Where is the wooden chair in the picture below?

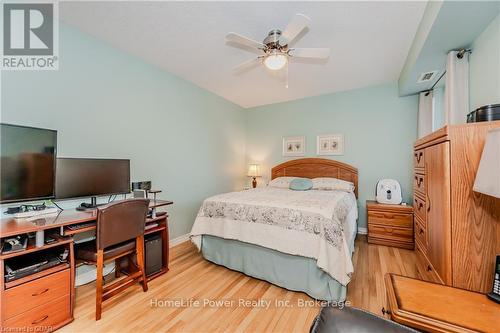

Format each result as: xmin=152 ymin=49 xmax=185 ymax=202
xmin=76 ymin=199 xmax=150 ymax=320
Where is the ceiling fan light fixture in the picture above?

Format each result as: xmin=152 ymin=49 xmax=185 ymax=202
xmin=227 ymin=14 xmax=329 ymax=76
xmin=264 ymin=52 xmax=288 ymax=71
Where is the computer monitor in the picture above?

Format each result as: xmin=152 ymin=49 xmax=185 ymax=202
xmin=0 ymin=123 xmax=57 ymax=203
xmin=55 ymin=158 xmax=130 ymax=210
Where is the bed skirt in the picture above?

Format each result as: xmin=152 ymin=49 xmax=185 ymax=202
xmin=201 ymin=235 xmax=347 ymax=302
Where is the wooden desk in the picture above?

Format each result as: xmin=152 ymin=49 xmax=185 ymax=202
xmin=385 ymin=273 xmax=500 ymax=333
xmin=1 ymin=210 xmax=96 ymax=238
xmin=0 ymin=200 xmax=172 ymax=238
xmin=0 ymin=199 xmax=173 ymax=332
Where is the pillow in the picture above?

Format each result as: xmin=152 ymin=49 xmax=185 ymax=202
xmin=289 ymin=178 xmax=313 ymax=191
xmin=312 ymin=177 xmax=355 ymax=192
xmin=268 ymin=177 xmax=298 ymax=189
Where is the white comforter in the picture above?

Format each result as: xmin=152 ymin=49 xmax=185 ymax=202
xmin=190 ymin=187 xmax=357 ymax=286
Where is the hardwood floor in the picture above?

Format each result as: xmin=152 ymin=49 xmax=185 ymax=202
xmin=347 ymin=237 xmax=437 ymax=315
xmin=61 ymin=236 xmax=434 ymax=333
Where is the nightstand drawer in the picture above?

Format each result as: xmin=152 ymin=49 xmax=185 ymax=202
xmin=413 ymin=173 xmax=426 ymax=196
xmin=368 ymin=224 xmax=413 ymax=242
xmin=367 ymin=236 xmax=414 ymax=250
xmin=368 ymin=211 xmax=413 ymax=228
xmin=366 ymin=200 xmax=414 ymax=249
xmin=4 ymin=269 xmax=70 ymax=319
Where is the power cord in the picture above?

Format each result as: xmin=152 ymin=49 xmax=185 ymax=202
xmin=50 ymin=200 xmax=64 ymax=211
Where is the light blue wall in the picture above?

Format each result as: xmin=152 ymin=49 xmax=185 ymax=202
xmin=0 ymin=23 xmax=420 ymax=236
xmin=470 ymin=13 xmax=500 ymax=111
xmin=245 ymin=83 xmax=418 ymax=229
xmin=0 ymin=24 xmax=247 ymax=239
xmin=398 ymin=1 xmax=500 ymax=96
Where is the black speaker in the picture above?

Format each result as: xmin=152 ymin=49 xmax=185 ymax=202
xmin=145 ymin=234 xmax=162 ymax=276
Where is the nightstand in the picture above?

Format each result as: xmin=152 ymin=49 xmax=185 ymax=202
xmin=366 ymin=200 xmax=414 ymax=249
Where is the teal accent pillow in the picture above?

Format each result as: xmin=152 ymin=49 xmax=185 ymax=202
xmin=289 ymin=178 xmax=313 ymax=191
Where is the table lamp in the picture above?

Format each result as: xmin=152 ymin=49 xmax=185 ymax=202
xmin=247 ymin=164 xmax=261 ymax=188
xmin=474 ymin=128 xmax=500 ymax=305
xmin=473 ymin=128 xmax=500 ymax=198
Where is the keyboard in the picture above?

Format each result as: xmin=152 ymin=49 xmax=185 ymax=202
xmin=67 ymin=222 xmax=95 ymax=231
xmin=13 ymin=207 xmax=59 ymax=219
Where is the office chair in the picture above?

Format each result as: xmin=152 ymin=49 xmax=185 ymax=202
xmin=76 ymin=199 xmax=150 ymax=320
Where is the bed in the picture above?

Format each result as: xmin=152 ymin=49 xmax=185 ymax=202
xmin=190 ymin=158 xmax=359 ymax=301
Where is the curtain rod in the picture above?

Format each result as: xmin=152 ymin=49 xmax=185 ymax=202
xmin=423 ymin=48 xmax=471 ymax=96
xmin=424 ymin=71 xmax=446 ymax=96
xmin=456 ymin=48 xmax=472 ymax=59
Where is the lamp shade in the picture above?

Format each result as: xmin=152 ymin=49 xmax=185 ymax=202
xmin=473 ymin=128 xmax=500 ymax=198
xmin=247 ymin=164 xmax=261 ymax=177
xmin=264 ymin=52 xmax=287 ymax=71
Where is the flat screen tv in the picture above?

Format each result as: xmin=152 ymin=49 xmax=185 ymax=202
xmin=55 ymin=158 xmax=130 ymax=203
xmin=0 ymin=123 xmax=57 ymax=203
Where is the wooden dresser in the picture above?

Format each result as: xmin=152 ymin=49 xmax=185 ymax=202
xmin=413 ymin=121 xmax=500 ymax=293
xmin=366 ymin=200 xmax=414 ymax=249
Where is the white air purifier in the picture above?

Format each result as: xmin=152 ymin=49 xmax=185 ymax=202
xmin=376 ymin=179 xmax=402 ymax=205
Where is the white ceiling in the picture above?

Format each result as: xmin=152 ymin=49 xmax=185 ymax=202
xmin=60 ymin=1 xmax=426 ymax=108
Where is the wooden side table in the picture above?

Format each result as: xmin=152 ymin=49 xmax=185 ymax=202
xmin=385 ymin=273 xmax=500 ymax=333
xmin=366 ymin=200 xmax=414 ymax=249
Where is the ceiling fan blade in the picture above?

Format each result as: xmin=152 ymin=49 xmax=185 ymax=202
xmin=279 ymin=14 xmax=311 ymax=45
xmin=226 ymin=32 xmax=265 ymax=50
xmin=289 ymin=48 xmax=330 ymax=59
xmin=232 ymin=57 xmax=262 ymax=73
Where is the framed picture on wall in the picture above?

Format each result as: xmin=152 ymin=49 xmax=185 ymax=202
xmin=282 ymin=136 xmax=306 ymax=156
xmin=317 ymin=134 xmax=344 ymax=155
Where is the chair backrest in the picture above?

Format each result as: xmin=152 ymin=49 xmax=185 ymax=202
xmin=96 ymin=199 xmax=150 ymax=250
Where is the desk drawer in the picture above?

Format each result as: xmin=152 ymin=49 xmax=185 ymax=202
xmin=3 ymin=295 xmax=70 ymax=332
xmin=4 ymin=269 xmax=70 ymax=319
xmin=368 ymin=224 xmax=413 ymax=242
xmin=368 ymin=211 xmax=413 ymax=228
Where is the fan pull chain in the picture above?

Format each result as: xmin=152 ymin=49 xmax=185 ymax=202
xmin=285 ymin=60 xmax=289 ymax=89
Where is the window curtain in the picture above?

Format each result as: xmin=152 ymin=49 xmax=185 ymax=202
xmin=418 ymin=91 xmax=433 ymax=138
xmin=432 ymin=84 xmax=445 ymax=130
xmin=444 ymin=51 xmax=470 ymax=124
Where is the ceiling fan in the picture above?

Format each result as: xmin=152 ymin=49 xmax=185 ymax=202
xmin=226 ymin=14 xmax=330 ymax=74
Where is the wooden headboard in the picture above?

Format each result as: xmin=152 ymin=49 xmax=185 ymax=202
xmin=271 ymin=158 xmax=358 ymax=197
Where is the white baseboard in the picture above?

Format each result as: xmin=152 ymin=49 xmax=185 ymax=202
xmin=170 ymin=233 xmax=190 ymax=247
xmin=357 ymin=227 xmax=367 ymax=235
